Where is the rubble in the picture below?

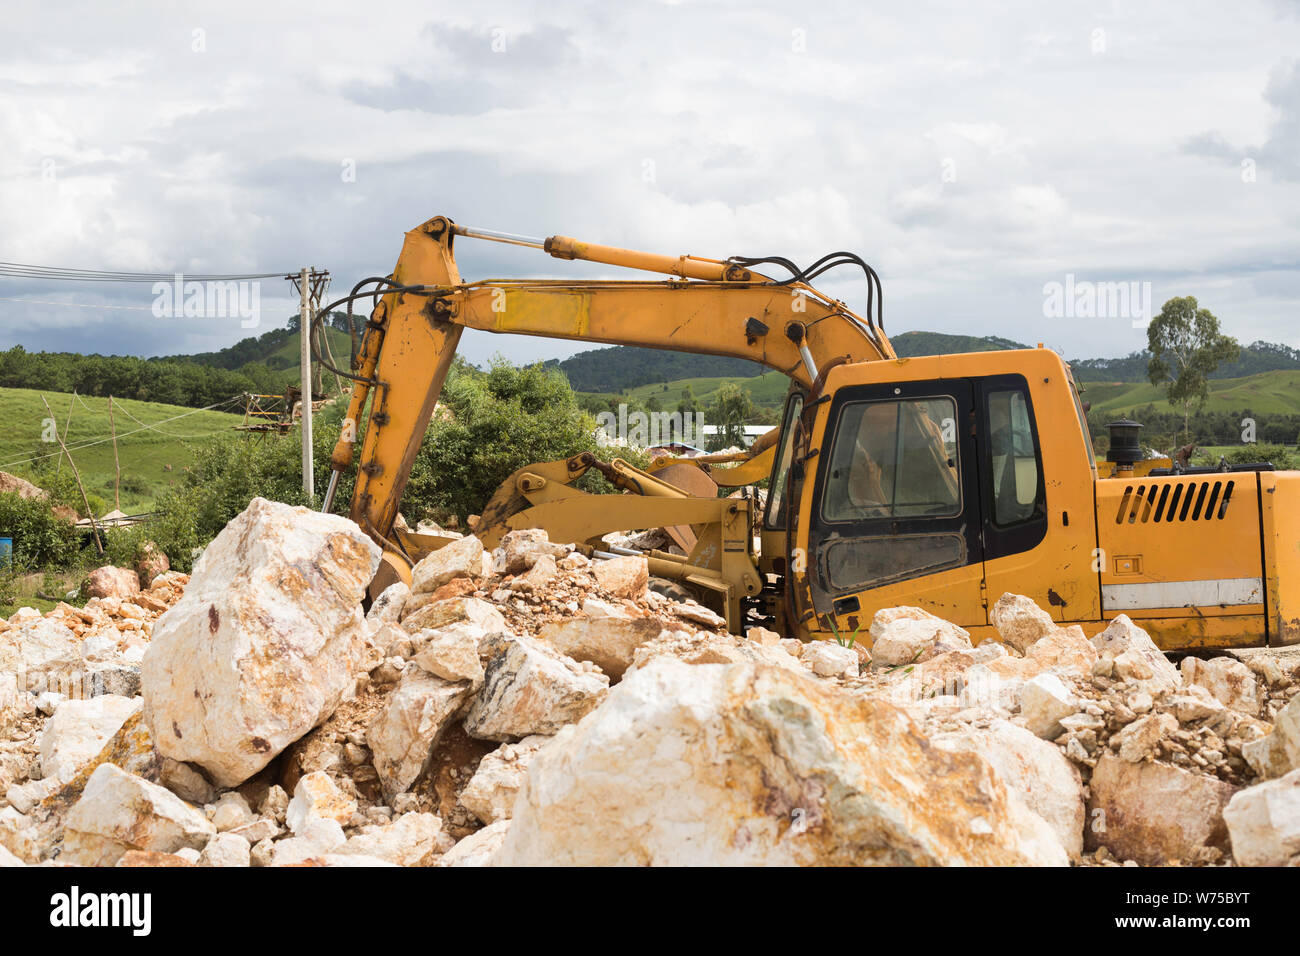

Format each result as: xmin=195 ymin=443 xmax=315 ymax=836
xmin=61 ymin=764 xmax=216 ymax=866
xmin=464 ymin=635 xmax=609 ymax=741
xmin=537 ymin=599 xmax=660 ymax=679
xmin=1222 ymin=767 xmax=1300 ymax=866
xmin=4 ymin=503 xmax=1296 ymax=869
xmin=368 ymin=669 xmax=474 ymax=800
xmin=494 ymin=658 xmax=1067 ymax=866
xmin=870 ymin=606 xmax=972 ymax=664
xmin=1086 ymin=754 xmax=1237 ymax=865
xmin=459 ymin=735 xmax=551 ymax=824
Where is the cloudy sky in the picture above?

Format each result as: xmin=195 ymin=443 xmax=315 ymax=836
xmin=1 ymin=0 xmax=1297 ymax=368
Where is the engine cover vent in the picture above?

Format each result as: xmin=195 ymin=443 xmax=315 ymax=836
xmin=1114 ymin=480 xmax=1235 ymax=524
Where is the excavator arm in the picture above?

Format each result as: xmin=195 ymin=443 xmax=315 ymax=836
xmin=326 ymin=215 xmax=894 ymax=595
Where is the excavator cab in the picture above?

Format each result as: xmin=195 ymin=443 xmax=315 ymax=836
xmin=781 ymin=348 xmax=1099 ymax=643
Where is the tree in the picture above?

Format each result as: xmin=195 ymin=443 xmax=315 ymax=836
xmin=1146 ymin=297 xmax=1239 ymax=443
xmin=404 ymin=357 xmax=598 ymax=521
xmin=705 ymin=382 xmax=757 ymax=451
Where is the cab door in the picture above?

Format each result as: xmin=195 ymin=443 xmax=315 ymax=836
xmin=802 ymin=378 xmax=987 ymax=630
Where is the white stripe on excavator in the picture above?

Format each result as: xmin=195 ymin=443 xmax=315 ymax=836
xmin=1102 ymin=577 xmax=1264 ymax=611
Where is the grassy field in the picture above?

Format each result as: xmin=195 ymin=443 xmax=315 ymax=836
xmin=624 ymin=369 xmax=792 ymax=410
xmin=1078 ymin=370 xmax=1300 ymax=417
xmin=605 ymin=365 xmax=1300 ymax=420
xmin=0 ymin=387 xmax=249 ymax=512
xmin=264 ymin=328 xmax=354 ymax=385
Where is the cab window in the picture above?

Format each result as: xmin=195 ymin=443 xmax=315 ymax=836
xmin=821 ymin=396 xmax=959 ymax=522
xmin=986 ymin=389 xmax=1042 ymax=526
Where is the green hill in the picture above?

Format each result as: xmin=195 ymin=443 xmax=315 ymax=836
xmin=1071 ymin=340 xmax=1300 ymax=383
xmin=163 ymin=322 xmax=354 ymax=387
xmin=1079 ymin=369 xmax=1300 ymax=418
xmin=0 ymin=387 xmax=249 ymax=512
xmin=890 ymin=331 xmax=1029 ymax=356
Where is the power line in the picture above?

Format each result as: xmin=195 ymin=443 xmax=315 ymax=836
xmin=0 ymin=295 xmax=156 ymax=311
xmin=0 ymin=261 xmax=289 ymax=283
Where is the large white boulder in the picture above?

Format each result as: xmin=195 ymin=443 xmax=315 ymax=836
xmin=989 ymin=593 xmax=1058 ymax=654
xmin=933 ymin=719 xmax=1085 ymax=860
xmin=410 ymin=535 xmax=484 ymax=595
xmin=463 ymin=635 xmax=609 ymax=742
xmin=537 ymin=599 xmax=660 ymax=679
xmin=1086 ymin=754 xmax=1237 ymax=865
xmin=367 ymin=668 xmax=474 ymax=800
xmin=61 ymin=764 xmax=216 ymax=866
xmin=141 ymin=498 xmax=380 ymax=788
xmin=460 ymin=735 xmax=552 ymax=824
xmin=1223 ymin=768 xmax=1300 ymax=866
xmin=495 ymin=658 xmax=1067 ymax=866
xmin=869 ymin=607 xmax=972 ymax=665
xmin=1091 ymin=615 xmax=1180 ymax=693
xmin=39 ymin=695 xmax=141 ymax=783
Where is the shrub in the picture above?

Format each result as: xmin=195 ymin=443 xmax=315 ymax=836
xmin=0 ymin=491 xmax=80 ymax=567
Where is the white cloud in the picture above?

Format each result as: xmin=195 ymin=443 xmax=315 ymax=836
xmin=0 ymin=0 xmax=1297 ymax=366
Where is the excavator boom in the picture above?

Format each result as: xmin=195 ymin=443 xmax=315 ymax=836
xmin=328 ymin=215 xmax=893 ymax=561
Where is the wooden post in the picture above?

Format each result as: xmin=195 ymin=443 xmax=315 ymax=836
xmin=41 ymin=394 xmax=102 ymax=555
xmin=109 ymin=395 xmax=120 ymax=512
xmin=55 ymin=390 xmax=76 ymax=475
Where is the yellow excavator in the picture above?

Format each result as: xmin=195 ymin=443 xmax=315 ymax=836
xmin=318 ymin=215 xmax=1300 ymax=652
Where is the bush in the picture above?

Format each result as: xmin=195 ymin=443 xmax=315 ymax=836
xmin=0 ymin=491 xmax=80 ymax=567
xmin=404 ymin=358 xmax=600 ymax=523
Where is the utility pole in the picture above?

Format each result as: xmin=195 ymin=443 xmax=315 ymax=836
xmin=298 ymin=267 xmax=313 ymax=501
xmin=287 ymin=267 xmax=330 ymax=503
